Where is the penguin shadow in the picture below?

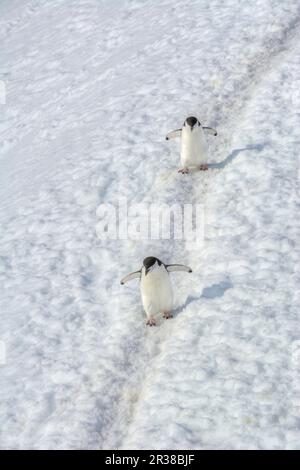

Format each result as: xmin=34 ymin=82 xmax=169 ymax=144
xmin=173 ymin=279 xmax=233 ymax=317
xmin=208 ymin=143 xmax=266 ymax=170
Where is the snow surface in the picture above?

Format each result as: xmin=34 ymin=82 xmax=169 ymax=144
xmin=1 ymin=0 xmax=300 ymax=450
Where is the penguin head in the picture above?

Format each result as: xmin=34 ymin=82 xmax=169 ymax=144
xmin=143 ymin=256 xmax=163 ymax=275
xmin=184 ymin=116 xmax=201 ymax=131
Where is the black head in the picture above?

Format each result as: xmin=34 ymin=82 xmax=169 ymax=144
xmin=143 ymin=256 xmax=163 ymax=275
xmin=184 ymin=116 xmax=200 ymax=130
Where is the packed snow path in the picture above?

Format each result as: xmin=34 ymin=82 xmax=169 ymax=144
xmin=1 ymin=0 xmax=300 ymax=449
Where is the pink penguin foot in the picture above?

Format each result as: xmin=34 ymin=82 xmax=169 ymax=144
xmin=163 ymin=311 xmax=173 ymax=320
xmin=146 ymin=317 xmax=157 ymax=326
xmin=199 ymin=164 xmax=208 ymax=171
xmin=178 ymin=168 xmax=189 ymax=174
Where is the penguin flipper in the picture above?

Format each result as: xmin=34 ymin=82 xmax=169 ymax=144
xmin=203 ymin=127 xmax=217 ymax=136
xmin=166 ymin=264 xmax=192 ymax=273
xmin=166 ymin=129 xmax=182 ymax=140
xmin=120 ymin=270 xmax=141 ymax=285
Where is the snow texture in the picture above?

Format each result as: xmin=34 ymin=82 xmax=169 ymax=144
xmin=1 ymin=0 xmax=300 ymax=450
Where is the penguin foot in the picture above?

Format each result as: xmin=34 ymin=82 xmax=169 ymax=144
xmin=178 ymin=168 xmax=189 ymax=174
xmin=163 ymin=311 xmax=173 ymax=320
xmin=146 ymin=318 xmax=157 ymax=326
xmin=199 ymin=164 xmax=208 ymax=171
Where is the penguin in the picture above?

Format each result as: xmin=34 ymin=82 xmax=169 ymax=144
xmin=120 ymin=256 xmax=192 ymax=326
xmin=166 ymin=116 xmax=217 ymax=174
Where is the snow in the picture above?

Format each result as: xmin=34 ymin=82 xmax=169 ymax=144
xmin=1 ymin=0 xmax=300 ymax=450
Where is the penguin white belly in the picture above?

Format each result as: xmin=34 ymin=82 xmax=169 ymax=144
xmin=140 ymin=267 xmax=173 ymax=317
xmin=181 ymin=128 xmax=208 ymax=167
